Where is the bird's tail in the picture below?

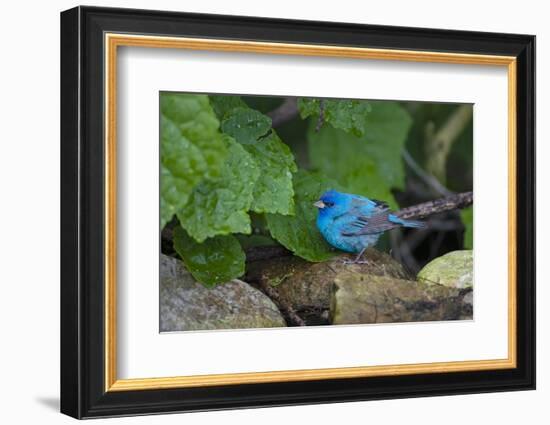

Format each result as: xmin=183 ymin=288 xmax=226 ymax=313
xmin=388 ymin=214 xmax=427 ymax=229
xmin=402 ymin=219 xmax=426 ymax=229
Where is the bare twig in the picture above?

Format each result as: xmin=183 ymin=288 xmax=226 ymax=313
xmin=402 ymin=149 xmax=453 ymax=197
xmin=424 ymin=105 xmax=473 ymax=184
xmin=268 ymin=97 xmax=299 ymax=127
xmin=395 ymin=191 xmax=473 ymax=221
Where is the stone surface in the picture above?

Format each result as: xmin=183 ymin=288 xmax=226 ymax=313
xmin=246 ymin=249 xmax=411 ymax=314
xmin=160 ymin=254 xmax=286 ymax=332
xmin=417 ymin=250 xmax=473 ymax=289
xmin=330 ymin=273 xmax=473 ymax=325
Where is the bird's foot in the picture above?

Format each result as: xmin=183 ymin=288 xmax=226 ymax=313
xmin=342 ymin=248 xmax=369 ymax=265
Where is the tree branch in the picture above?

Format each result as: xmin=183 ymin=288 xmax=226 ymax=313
xmin=268 ymin=97 xmax=299 ymax=127
xmin=395 ymin=191 xmax=473 ymax=221
xmin=424 ymin=105 xmax=473 ymax=184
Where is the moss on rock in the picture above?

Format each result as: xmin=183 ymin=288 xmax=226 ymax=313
xmin=417 ymin=250 xmax=473 ymax=289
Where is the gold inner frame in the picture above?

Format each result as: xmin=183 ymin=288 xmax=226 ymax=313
xmin=104 ymin=33 xmax=517 ymax=392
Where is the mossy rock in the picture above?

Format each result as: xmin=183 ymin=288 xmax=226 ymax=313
xmin=331 ymin=273 xmax=473 ymax=325
xmin=417 ymin=250 xmax=473 ymax=289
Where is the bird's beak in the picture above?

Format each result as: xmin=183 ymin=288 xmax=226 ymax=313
xmin=313 ymin=200 xmax=326 ymax=209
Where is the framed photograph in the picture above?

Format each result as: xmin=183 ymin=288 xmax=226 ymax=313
xmin=60 ymin=6 xmax=535 ymax=419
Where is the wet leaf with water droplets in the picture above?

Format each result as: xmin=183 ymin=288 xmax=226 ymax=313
xmin=298 ymin=98 xmax=373 ymax=137
xmin=173 ymin=226 xmax=245 ymax=287
xmin=209 ymin=96 xmax=248 ymax=120
xmin=242 ymin=132 xmax=297 ymax=215
xmin=160 ymin=93 xmax=227 ymax=228
xmin=177 ymin=137 xmax=260 ymax=242
xmin=221 ymin=107 xmax=272 ymax=145
xmin=213 ymin=97 xmax=297 ymax=215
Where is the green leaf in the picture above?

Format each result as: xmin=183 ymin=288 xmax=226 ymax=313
xmin=266 ymin=170 xmax=341 ymax=262
xmin=221 ymin=107 xmax=272 ymax=145
xmin=243 ymin=132 xmax=297 ymax=214
xmin=209 ymin=95 xmax=247 ymax=120
xmin=159 ymin=93 xmax=227 ymax=228
xmin=177 ymin=137 xmax=260 ymax=242
xmin=173 ymin=226 xmax=245 ymax=287
xmin=298 ymin=98 xmax=373 ymax=137
xmin=460 ymin=206 xmax=473 ymax=249
xmin=307 ymin=101 xmax=412 ymax=208
xmin=217 ymin=102 xmax=297 ymax=215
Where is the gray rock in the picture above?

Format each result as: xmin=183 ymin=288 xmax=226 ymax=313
xmin=330 ymin=273 xmax=473 ymax=325
xmin=246 ymin=249 xmax=411 ymax=314
xmin=160 ymin=255 xmax=286 ymax=332
xmin=417 ymin=250 xmax=473 ymax=289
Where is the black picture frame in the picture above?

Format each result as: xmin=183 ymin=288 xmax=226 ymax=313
xmin=61 ymin=5 xmax=535 ymax=419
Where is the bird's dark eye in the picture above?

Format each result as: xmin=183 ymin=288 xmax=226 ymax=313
xmin=324 ymin=201 xmax=334 ymax=207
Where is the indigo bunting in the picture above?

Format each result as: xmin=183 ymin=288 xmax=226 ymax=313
xmin=314 ymin=189 xmax=425 ymax=263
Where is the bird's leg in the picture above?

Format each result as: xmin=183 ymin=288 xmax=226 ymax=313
xmin=343 ymin=247 xmax=370 ymax=265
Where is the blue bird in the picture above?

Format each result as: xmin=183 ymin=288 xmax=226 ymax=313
xmin=314 ymin=189 xmax=426 ymax=263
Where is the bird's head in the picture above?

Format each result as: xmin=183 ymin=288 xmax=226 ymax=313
xmin=313 ymin=189 xmax=351 ymax=219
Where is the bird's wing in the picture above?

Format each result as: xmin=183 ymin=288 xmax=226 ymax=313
xmin=339 ymin=195 xmax=395 ymax=236
xmin=349 ymin=196 xmax=389 ymax=216
xmin=341 ymin=211 xmax=399 ymax=236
